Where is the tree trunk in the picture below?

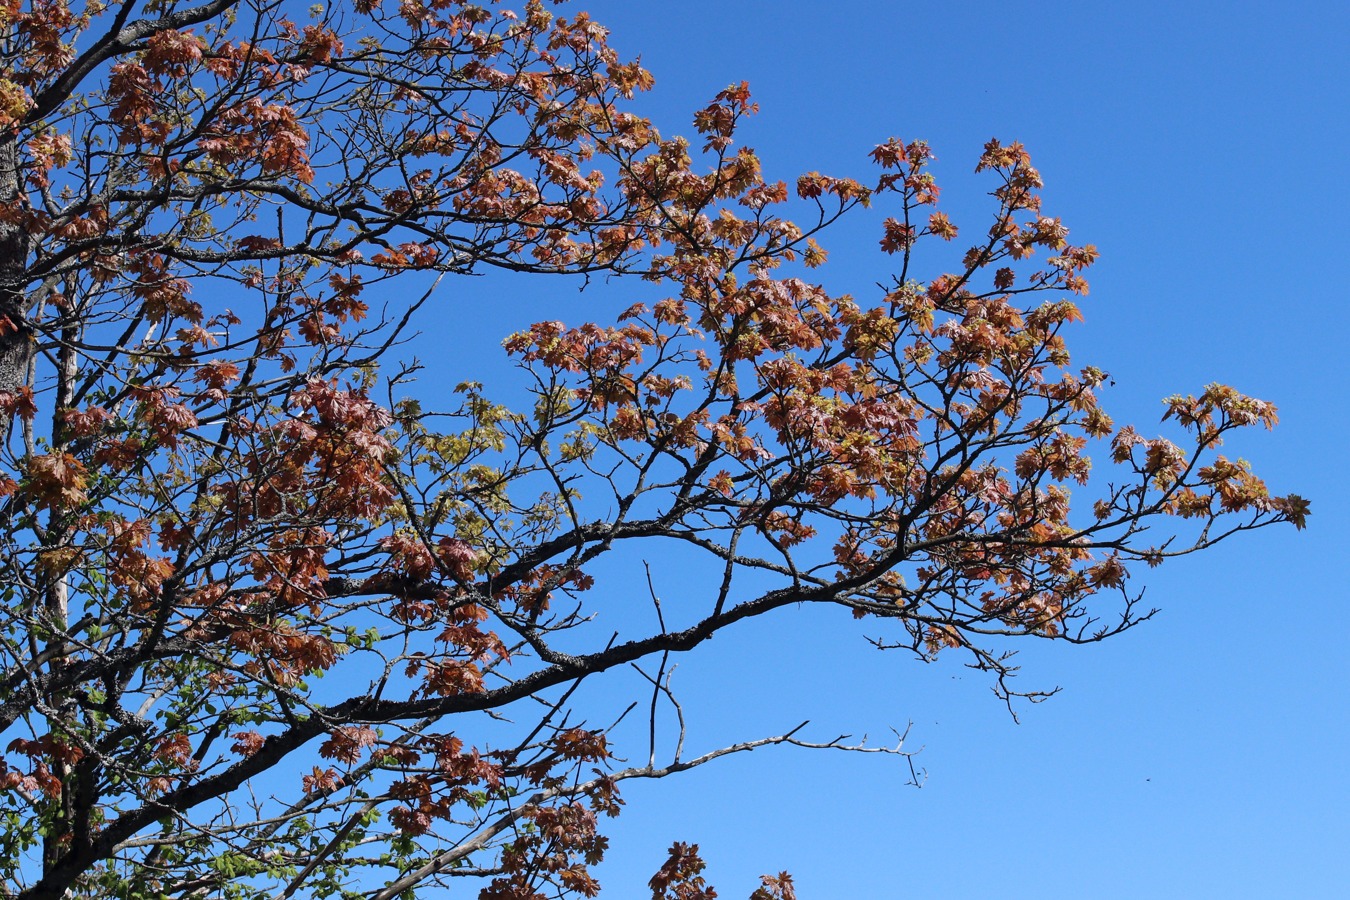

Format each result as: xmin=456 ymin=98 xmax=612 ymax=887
xmin=0 ymin=136 xmax=32 ymax=442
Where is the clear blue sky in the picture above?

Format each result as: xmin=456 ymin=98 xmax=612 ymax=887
xmin=417 ymin=2 xmax=1349 ymax=896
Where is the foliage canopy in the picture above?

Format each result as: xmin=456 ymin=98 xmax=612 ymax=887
xmin=0 ymin=0 xmax=1305 ymax=897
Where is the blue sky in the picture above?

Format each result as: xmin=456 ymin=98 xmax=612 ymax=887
xmin=413 ymin=1 xmax=1349 ymax=896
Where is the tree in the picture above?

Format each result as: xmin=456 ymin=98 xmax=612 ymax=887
xmin=0 ymin=0 xmax=1307 ymax=897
